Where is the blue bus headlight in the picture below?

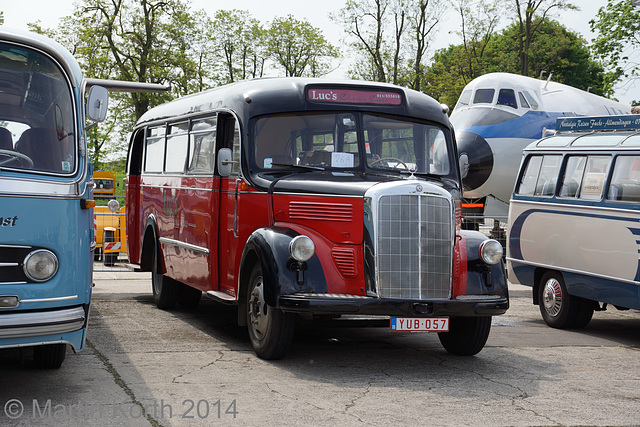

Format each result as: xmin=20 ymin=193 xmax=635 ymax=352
xmin=479 ymin=239 xmax=503 ymax=265
xmin=23 ymin=250 xmax=59 ymax=282
xmin=289 ymin=235 xmax=315 ymax=262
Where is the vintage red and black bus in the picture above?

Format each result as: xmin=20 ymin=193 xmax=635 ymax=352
xmin=125 ymin=78 xmax=508 ymax=359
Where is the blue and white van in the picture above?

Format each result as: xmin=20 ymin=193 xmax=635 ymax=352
xmin=507 ymin=115 xmax=640 ymax=328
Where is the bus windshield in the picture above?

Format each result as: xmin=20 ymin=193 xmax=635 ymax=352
xmin=0 ymin=42 xmax=76 ymax=174
xmin=253 ymin=112 xmax=451 ymax=175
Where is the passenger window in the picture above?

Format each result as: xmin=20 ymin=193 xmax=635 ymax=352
xmin=559 ymin=155 xmax=611 ymax=200
xmin=516 ymin=156 xmax=543 ymax=196
xmin=189 ymin=117 xmax=217 ymax=173
xmin=144 ymin=126 xmax=165 ymax=173
xmin=497 ymin=89 xmax=517 ymax=109
xmin=607 ymin=156 xmax=640 ymax=202
xmin=165 ymin=122 xmax=189 ymax=172
xmin=473 ymin=89 xmax=494 ymax=104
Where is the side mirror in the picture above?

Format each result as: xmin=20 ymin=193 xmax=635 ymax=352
xmin=86 ymin=85 xmax=109 ymax=123
xmin=217 ymin=148 xmax=235 ymax=177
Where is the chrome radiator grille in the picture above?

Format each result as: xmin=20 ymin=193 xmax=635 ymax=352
xmin=376 ymin=193 xmax=452 ymax=299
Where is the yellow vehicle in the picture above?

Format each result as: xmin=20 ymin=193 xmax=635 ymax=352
xmin=94 ymin=200 xmax=127 ymax=266
xmin=93 ymin=171 xmax=116 ymax=199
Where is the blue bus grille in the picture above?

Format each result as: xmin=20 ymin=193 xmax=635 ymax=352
xmin=376 ymin=194 xmax=453 ymax=299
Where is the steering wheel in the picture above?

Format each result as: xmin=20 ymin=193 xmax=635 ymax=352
xmin=0 ymin=149 xmax=34 ymax=168
xmin=369 ymin=157 xmax=409 ymax=170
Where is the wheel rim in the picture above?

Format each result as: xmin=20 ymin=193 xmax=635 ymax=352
xmin=542 ymin=278 xmax=563 ymax=317
xmin=248 ymin=276 xmax=269 ymax=340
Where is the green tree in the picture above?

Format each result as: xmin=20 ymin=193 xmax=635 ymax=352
xmin=266 ymin=15 xmax=338 ymax=77
xmin=510 ymin=0 xmax=577 ymax=76
xmin=590 ymin=0 xmax=640 ymax=101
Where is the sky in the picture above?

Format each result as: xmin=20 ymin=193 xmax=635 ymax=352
xmin=1 ymin=0 xmax=635 ymax=104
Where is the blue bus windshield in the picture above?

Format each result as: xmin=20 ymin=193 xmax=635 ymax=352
xmin=0 ymin=42 xmax=76 ymax=175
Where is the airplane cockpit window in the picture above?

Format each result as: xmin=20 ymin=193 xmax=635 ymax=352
xmin=497 ymin=89 xmax=517 ymax=109
xmin=522 ymin=91 xmax=539 ymax=110
xmin=519 ymin=92 xmax=530 ymax=109
xmin=455 ymin=90 xmax=472 ymax=109
xmin=473 ymin=89 xmax=494 ymax=104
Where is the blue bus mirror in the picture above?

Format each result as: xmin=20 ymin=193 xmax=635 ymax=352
xmin=217 ymin=148 xmax=235 ymax=177
xmin=86 ymin=85 xmax=109 ymax=123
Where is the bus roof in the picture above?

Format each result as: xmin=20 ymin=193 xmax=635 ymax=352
xmin=135 ymin=78 xmax=451 ymax=128
xmin=0 ymin=27 xmax=83 ymax=88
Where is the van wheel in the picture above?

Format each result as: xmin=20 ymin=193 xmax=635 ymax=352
xmin=438 ymin=316 xmax=491 ymax=356
xmin=151 ymin=242 xmax=180 ymax=309
xmin=33 ymin=343 xmax=67 ymax=369
xmin=538 ymin=271 xmax=594 ymax=329
xmin=246 ymin=263 xmax=294 ymax=359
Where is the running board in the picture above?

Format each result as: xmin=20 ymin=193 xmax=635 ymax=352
xmin=205 ymin=290 xmax=237 ymax=304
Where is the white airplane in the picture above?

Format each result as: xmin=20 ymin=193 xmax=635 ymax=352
xmin=450 ymin=72 xmax=631 ymax=223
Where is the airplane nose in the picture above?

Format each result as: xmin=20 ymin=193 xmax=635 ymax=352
xmin=456 ymin=131 xmax=493 ymax=192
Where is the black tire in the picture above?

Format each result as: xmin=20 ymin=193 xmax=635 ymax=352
xmin=538 ymin=271 xmax=594 ymax=329
xmin=246 ymin=263 xmax=294 ymax=360
xmin=178 ymin=284 xmax=202 ymax=309
xmin=103 ymin=230 xmax=117 ymax=266
xmin=33 ymin=343 xmax=67 ymax=369
xmin=438 ymin=316 xmax=492 ymax=356
xmin=151 ymin=242 xmax=180 ymax=309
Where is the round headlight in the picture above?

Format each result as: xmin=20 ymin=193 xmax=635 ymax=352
xmin=479 ymin=239 xmax=503 ymax=265
xmin=23 ymin=249 xmax=59 ymax=282
xmin=289 ymin=235 xmax=315 ymax=262
xmin=107 ymin=199 xmax=120 ymax=212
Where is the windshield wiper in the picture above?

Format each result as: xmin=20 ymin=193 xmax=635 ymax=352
xmin=271 ymin=162 xmax=325 ymax=171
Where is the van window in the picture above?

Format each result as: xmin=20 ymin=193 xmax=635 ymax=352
xmin=497 ymin=89 xmax=517 ymax=109
xmin=607 ymin=156 xmax=640 ymax=202
xmin=516 ymin=155 xmax=561 ymax=196
xmin=558 ymin=155 xmax=611 ymax=200
xmin=473 ymin=89 xmax=494 ymax=104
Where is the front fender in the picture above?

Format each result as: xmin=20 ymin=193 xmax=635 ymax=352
xmin=240 ymin=227 xmax=327 ymax=308
xmin=460 ymin=229 xmax=508 ymax=298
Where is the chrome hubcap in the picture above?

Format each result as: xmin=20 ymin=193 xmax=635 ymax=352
xmin=248 ymin=277 xmax=269 ymax=339
xmin=542 ymin=278 xmax=563 ymax=317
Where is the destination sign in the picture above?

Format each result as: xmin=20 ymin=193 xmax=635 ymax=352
xmin=307 ymin=88 xmax=402 ymax=106
xmin=556 ymin=115 xmax=640 ymax=133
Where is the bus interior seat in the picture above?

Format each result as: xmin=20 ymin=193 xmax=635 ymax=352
xmin=541 ymin=179 xmax=557 ymax=196
xmin=0 ymin=128 xmax=13 ymax=150
xmin=300 ymin=150 xmax=331 ymax=166
xmin=15 ymin=128 xmax=63 ymax=171
xmin=612 ymin=182 xmax=640 ymax=202
xmin=560 ymin=180 xmax=579 ymax=198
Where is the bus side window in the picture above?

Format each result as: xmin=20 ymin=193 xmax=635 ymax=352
xmin=189 ymin=117 xmax=217 ymax=173
xmin=535 ymin=155 xmax=561 ymax=196
xmin=516 ymin=156 xmax=543 ymax=196
xmin=165 ymin=122 xmax=189 ymax=173
xmin=559 ymin=156 xmax=585 ymax=198
xmin=144 ymin=126 xmax=166 ymax=173
xmin=579 ymin=156 xmax=610 ymax=200
xmin=607 ymin=156 xmax=640 ymax=202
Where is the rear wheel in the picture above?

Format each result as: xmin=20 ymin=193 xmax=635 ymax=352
xmin=538 ymin=271 xmax=593 ymax=329
xmin=33 ymin=343 xmax=66 ymax=369
xmin=438 ymin=316 xmax=492 ymax=356
xmin=151 ymin=242 xmax=180 ymax=309
xmin=246 ymin=263 xmax=294 ymax=359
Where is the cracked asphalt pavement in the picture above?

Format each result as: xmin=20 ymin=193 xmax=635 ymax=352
xmin=1 ymin=266 xmax=639 ymax=426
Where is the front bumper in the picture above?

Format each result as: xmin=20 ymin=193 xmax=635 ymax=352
xmin=278 ymin=294 xmax=509 ymax=317
xmin=0 ymin=306 xmax=87 ymax=340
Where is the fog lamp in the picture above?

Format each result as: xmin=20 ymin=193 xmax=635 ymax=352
xmin=23 ymin=249 xmax=59 ymax=282
xmin=289 ymin=235 xmax=315 ymax=262
xmin=479 ymin=239 xmax=503 ymax=265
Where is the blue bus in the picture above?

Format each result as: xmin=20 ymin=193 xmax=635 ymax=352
xmin=508 ymin=115 xmax=640 ymax=329
xmin=0 ymin=28 xmax=165 ymax=368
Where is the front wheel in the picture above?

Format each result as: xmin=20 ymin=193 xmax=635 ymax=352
xmin=33 ymin=343 xmax=67 ymax=369
xmin=438 ymin=316 xmax=491 ymax=356
xmin=538 ymin=271 xmax=594 ymax=329
xmin=246 ymin=263 xmax=294 ymax=360
xmin=151 ymin=242 xmax=180 ymax=309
